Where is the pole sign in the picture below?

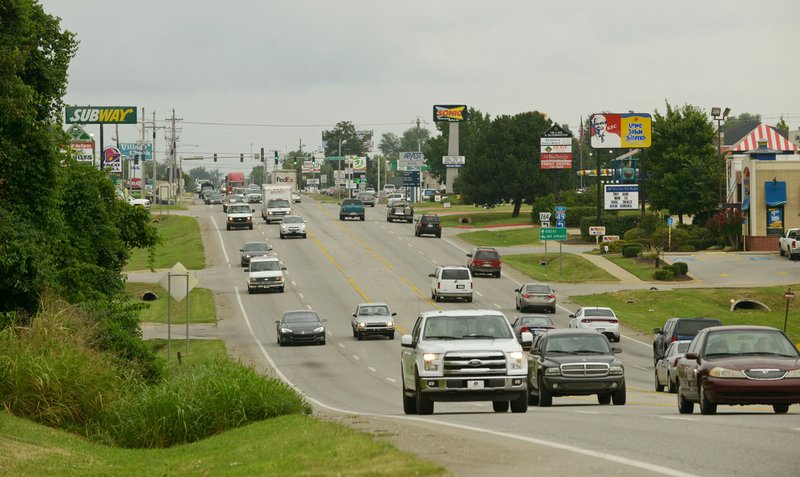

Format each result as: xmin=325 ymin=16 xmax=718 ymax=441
xmin=555 ymin=205 xmax=566 ymax=228
xmin=399 ymin=152 xmax=425 ymax=169
xmin=540 ymin=125 xmax=573 ymax=169
xmin=433 ymin=105 xmax=468 ymax=122
xmin=539 ymin=212 xmax=551 ymax=223
xmin=65 ymin=106 xmax=138 ymax=124
xmin=402 ymin=170 xmax=420 ymax=187
xmin=589 ymin=113 xmax=652 ymax=149
xmin=539 ymin=227 xmax=567 ymax=241
xmin=602 ymin=235 xmax=621 ymax=242
xmin=442 ymin=155 xmax=465 ymax=168
xmin=118 ymin=142 xmax=152 ymax=161
xmin=604 ymin=184 xmax=639 ymax=210
xmin=589 ymin=226 xmax=606 ymax=236
xmin=102 ymin=146 xmax=122 ymax=173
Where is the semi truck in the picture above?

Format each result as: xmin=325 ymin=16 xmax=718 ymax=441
xmin=224 ymin=172 xmax=245 ymax=195
xmin=262 ymin=184 xmax=293 ymax=223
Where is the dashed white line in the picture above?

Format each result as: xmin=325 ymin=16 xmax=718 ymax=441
xmin=475 ymin=291 xmax=483 ymax=297
xmin=306 ymin=304 xmax=312 ymax=310
xmin=659 ymin=416 xmax=697 ymax=422
xmin=337 ymin=343 xmax=345 ymax=348
xmin=292 ymin=281 xmax=297 ymax=287
xmin=493 ymin=303 xmax=502 ymax=309
xmin=298 ymin=292 xmax=304 ymax=299
xmin=431 ymin=259 xmax=437 ymax=264
xmin=352 ymin=355 xmax=360 ymax=361
xmin=385 ymin=377 xmax=397 ymax=383
xmin=408 ymin=242 xmax=413 ymax=247
xmin=574 ymin=410 xmax=600 ymax=415
xmin=418 ymin=250 xmax=424 ymax=255
xmin=368 ymin=367 xmax=377 ymax=372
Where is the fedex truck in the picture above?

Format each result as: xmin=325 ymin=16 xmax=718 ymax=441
xmin=271 ymin=170 xmax=297 ymax=191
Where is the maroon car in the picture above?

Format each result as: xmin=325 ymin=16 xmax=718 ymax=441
xmin=675 ymin=325 xmax=800 ymax=415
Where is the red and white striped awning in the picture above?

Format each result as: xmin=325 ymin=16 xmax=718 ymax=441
xmin=731 ymin=124 xmax=798 ymax=152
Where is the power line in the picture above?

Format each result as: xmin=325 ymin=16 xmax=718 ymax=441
xmin=182 ymin=120 xmax=418 ymax=128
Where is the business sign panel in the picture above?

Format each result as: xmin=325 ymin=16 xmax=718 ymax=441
xmin=602 ymin=235 xmax=621 ymax=242
xmin=589 ymin=226 xmax=606 ymax=236
xmin=433 ymin=104 xmax=468 ymax=123
xmin=306 ymin=178 xmax=320 ymax=185
xmin=540 ymin=153 xmax=573 ymax=169
xmin=102 ymin=146 xmax=122 ymax=172
xmin=65 ymin=106 xmax=138 ymax=124
xmin=443 ymin=155 xmax=465 ymax=168
xmin=68 ymin=140 xmax=95 ymax=163
xmin=604 ymin=184 xmax=639 ymax=210
xmin=590 ymin=113 xmax=652 ymax=149
xmin=399 ymin=151 xmax=425 ymax=169
xmin=118 ymin=142 xmax=153 ymax=161
xmin=402 ymin=170 xmax=420 ymax=187
xmin=351 ymin=156 xmax=367 ymax=172
xmin=540 ymin=124 xmax=573 ymax=169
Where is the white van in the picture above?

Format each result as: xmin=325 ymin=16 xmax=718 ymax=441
xmin=429 ymin=265 xmax=473 ymax=302
xmin=383 ymin=184 xmax=396 ymax=195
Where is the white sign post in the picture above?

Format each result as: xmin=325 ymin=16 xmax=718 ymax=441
xmin=589 ymin=226 xmax=607 ymax=249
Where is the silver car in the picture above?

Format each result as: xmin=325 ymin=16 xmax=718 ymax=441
xmin=279 ymin=215 xmax=307 ymax=239
xmin=514 ymin=283 xmax=556 ymax=313
xmin=351 ymin=302 xmax=397 ymax=340
xmin=655 ymin=340 xmax=691 ymax=393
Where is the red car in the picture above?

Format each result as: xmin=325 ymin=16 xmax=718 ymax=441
xmin=675 ymin=325 xmax=800 ymax=415
xmin=466 ymin=247 xmax=501 ymax=277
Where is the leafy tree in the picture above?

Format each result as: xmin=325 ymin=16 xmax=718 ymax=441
xmin=378 ymin=132 xmax=401 ymax=157
xmin=707 ymin=209 xmax=744 ymax=250
xmin=424 ymin=107 xmax=492 ymax=184
xmin=647 ymin=102 xmax=719 ymax=223
xmin=722 ymin=112 xmax=761 ymax=132
xmin=456 ymin=111 xmax=553 ymax=217
xmin=400 ymin=125 xmax=430 ymax=153
xmin=776 ymin=116 xmax=790 ymax=135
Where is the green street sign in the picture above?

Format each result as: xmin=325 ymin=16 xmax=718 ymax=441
xmin=539 ymin=227 xmax=567 ymax=241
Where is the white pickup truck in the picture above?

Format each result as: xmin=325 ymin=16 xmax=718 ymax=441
xmin=400 ymin=309 xmax=532 ymax=415
xmin=778 ymin=228 xmax=800 ymax=260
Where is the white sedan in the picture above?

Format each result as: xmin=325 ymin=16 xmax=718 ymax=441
xmin=568 ymin=306 xmax=620 ymax=342
xmin=129 ymin=198 xmax=151 ymax=209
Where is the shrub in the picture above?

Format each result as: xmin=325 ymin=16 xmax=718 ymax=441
xmin=672 ymin=262 xmax=689 ymax=276
xmin=99 ymin=357 xmax=312 ymax=448
xmin=676 ymin=244 xmax=696 ymax=252
xmin=622 ymin=244 xmax=643 ymax=258
xmin=653 ymin=268 xmax=675 ymax=280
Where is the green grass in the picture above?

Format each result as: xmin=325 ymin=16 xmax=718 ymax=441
xmin=0 ymin=412 xmax=444 ymax=477
xmin=125 ymin=215 xmax=205 ymax=271
xmin=439 ymin=211 xmax=534 ymax=228
xmin=457 ymin=227 xmax=541 ymax=247
xmin=570 ymin=284 xmax=800 ymax=343
xmin=307 ymin=193 xmax=342 ymax=204
xmin=146 ymin=339 xmax=227 ymax=370
xmin=503 ymin=253 xmax=619 ymax=283
xmin=413 ymin=202 xmax=517 ymax=213
xmin=605 ymin=253 xmax=661 ymax=281
xmin=125 ymin=282 xmax=216 ymax=324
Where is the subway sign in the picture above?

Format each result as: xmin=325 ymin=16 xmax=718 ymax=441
xmin=65 ymin=106 xmax=137 ymax=124
xmin=433 ymin=104 xmax=468 ymax=123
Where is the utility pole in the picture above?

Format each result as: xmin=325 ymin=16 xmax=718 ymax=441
xmin=152 ymin=110 xmax=157 ymax=202
xmin=140 ymin=107 xmax=146 ymax=198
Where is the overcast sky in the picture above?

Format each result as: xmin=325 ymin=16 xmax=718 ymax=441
xmin=44 ymin=0 xmax=800 ymax=172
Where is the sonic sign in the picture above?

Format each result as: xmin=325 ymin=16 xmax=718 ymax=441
xmin=65 ymin=106 xmax=137 ymax=124
xmin=433 ymin=105 xmax=468 ymax=123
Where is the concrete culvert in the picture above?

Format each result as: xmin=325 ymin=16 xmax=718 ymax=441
xmin=141 ymin=291 xmax=158 ymax=301
xmin=730 ymin=300 xmax=770 ymax=312
xmin=459 ymin=217 xmax=471 ymax=224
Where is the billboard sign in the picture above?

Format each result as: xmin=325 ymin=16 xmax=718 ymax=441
xmin=118 ymin=142 xmax=152 ymax=161
xmin=102 ymin=146 xmax=122 ymax=172
xmin=68 ymin=140 xmax=95 ymax=163
xmin=590 ymin=113 xmax=652 ymax=149
xmin=402 ymin=170 xmax=420 ymax=187
xmin=589 ymin=226 xmax=606 ymax=236
xmin=351 ymin=156 xmax=367 ymax=172
xmin=540 ymin=124 xmax=573 ymax=169
xmin=399 ymin=151 xmax=425 ymax=169
xmin=443 ymin=155 xmax=465 ymax=168
xmin=65 ymin=106 xmax=137 ymax=124
xmin=539 ymin=227 xmax=567 ymax=241
xmin=433 ymin=104 xmax=468 ymax=122
xmin=604 ymin=184 xmax=639 ymax=210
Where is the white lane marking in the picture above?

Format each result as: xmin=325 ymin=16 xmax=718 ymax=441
xmin=573 ymin=410 xmax=600 ymax=415
xmin=210 ymin=217 xmax=231 ymax=266
xmin=792 ymin=428 xmax=800 ymax=432
xmin=235 ymin=288 xmax=694 ymax=477
xmin=475 ymin=291 xmax=483 ymax=297
xmin=408 ymin=242 xmax=413 ymax=247
xmin=353 ymin=355 xmax=360 ymax=361
xmin=443 ymin=238 xmax=468 ymax=253
xmin=418 ymin=250 xmax=424 ymax=255
xmin=292 ymin=281 xmax=297 ymax=287
xmin=326 ymin=331 xmax=332 ymax=336
xmin=659 ymin=416 xmax=697 ymax=422
xmin=337 ymin=343 xmax=345 ymax=348
xmin=431 ymin=259 xmax=437 ymax=264
xmin=632 ymin=366 xmax=649 ymax=371
xmin=493 ymin=303 xmax=502 ymax=309
xmin=368 ymin=367 xmax=377 ymax=372
xmin=306 ymin=304 xmax=312 ymax=310
xmin=298 ymin=292 xmax=304 ymax=300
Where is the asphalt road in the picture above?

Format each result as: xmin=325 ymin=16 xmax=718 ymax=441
xmin=177 ymin=197 xmax=800 ymax=477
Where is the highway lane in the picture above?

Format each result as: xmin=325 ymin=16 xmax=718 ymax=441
xmin=194 ymin=197 xmax=800 ymax=476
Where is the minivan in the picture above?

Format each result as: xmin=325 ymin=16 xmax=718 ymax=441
xmin=429 ymin=265 xmax=473 ymax=302
xmin=652 ymin=317 xmax=723 ymax=364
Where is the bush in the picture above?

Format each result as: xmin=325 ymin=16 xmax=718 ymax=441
xmin=653 ymin=268 xmax=675 ymax=280
xmin=622 ymin=244 xmax=643 ymax=257
xmin=672 ymin=262 xmax=689 ymax=276
xmin=676 ymin=244 xmax=696 ymax=252
xmin=99 ymin=357 xmax=312 ymax=448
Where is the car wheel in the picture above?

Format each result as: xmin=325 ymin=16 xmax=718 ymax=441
xmin=667 ymin=373 xmax=677 ymax=394
xmin=387 ymin=217 xmax=391 ymax=222
xmin=249 ymin=224 xmax=253 ymax=230
xmin=528 ymin=389 xmax=539 ymax=406
xmin=655 ymin=370 xmax=665 ymax=392
xmin=360 ymin=216 xmax=365 ymax=221
xmin=492 ymin=400 xmax=510 ymax=413
xmin=698 ymin=381 xmax=716 ymax=415
xmin=280 ymin=233 xmax=285 ymax=239
xmin=226 ymin=225 xmax=231 ymax=230
xmin=677 ymin=382 xmax=693 ymax=414
xmin=352 ymin=327 xmax=357 ymax=338
xmin=538 ymin=377 xmax=552 ymax=407
xmin=495 ymin=271 xmax=501 ymax=278
xmin=247 ymin=287 xmax=253 ymax=294
xmin=510 ymin=391 xmax=528 ymax=413
xmin=773 ymin=404 xmax=790 ymax=414
xmin=278 ymin=338 xmax=285 ymax=347
xmin=550 ymin=307 xmax=556 ymax=314
xmin=515 ymin=300 xmax=520 ymax=310
xmin=597 ymin=393 xmax=611 ymax=405
xmin=415 ymin=230 xmax=420 ymax=237
xmin=434 ymin=293 xmax=441 ymax=302
xmin=466 ymin=295 xmax=473 ymax=303
xmin=612 ymin=385 xmax=626 ymax=405
xmin=302 ymin=233 xmax=307 ymax=239
xmin=780 ymin=247 xmax=786 ymax=256
xmin=320 ymin=338 xmax=326 ymax=345
xmin=356 ymin=331 xmax=363 ymax=341
xmin=402 ymin=372 xmax=417 ymax=415
xmin=388 ymin=332 xmax=395 ymax=340
xmin=340 ymin=215 xmax=344 ymax=220
xmin=415 ymin=368 xmax=434 ymax=415
xmin=436 ymin=233 xmax=441 ymax=238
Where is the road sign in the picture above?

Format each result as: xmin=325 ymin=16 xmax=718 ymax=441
xmin=555 ymin=205 xmax=566 ymax=213
xmin=556 ymin=221 xmax=565 ymax=228
xmin=159 ymin=262 xmax=198 ymax=302
xmin=785 ymin=291 xmax=795 ymax=300
xmin=602 ymin=235 xmax=620 ymax=242
xmin=402 ymin=170 xmax=420 ymax=187
xmin=541 ymin=221 xmax=550 ymax=228
xmin=589 ymin=226 xmax=606 ymax=236
xmin=399 ymin=152 xmax=425 ymax=169
xmin=667 ymin=217 xmax=674 ymax=227
xmin=539 ymin=227 xmax=567 ymax=241
xmin=539 ymin=212 xmax=551 ymax=223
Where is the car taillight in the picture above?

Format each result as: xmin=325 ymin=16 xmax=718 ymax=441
xmin=547 ymin=294 xmax=555 ymax=299
xmin=522 ymin=293 xmax=530 ymax=298
xmin=437 ymin=282 xmax=440 ymax=289
xmin=670 ymin=336 xmax=677 ymax=342
xmin=521 ymin=327 xmax=530 ymax=333
xmin=581 ymin=319 xmax=591 ymax=323
xmin=673 ymin=358 xmax=680 ymax=367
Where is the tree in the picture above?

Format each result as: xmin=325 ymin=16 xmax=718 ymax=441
xmin=424 ymin=108 xmax=492 ymax=184
xmin=776 ymin=116 xmax=790 ymax=135
xmin=707 ymin=209 xmax=744 ymax=250
xmin=723 ymin=112 xmax=761 ymax=133
xmin=647 ymin=102 xmax=719 ymax=223
xmin=378 ymin=132 xmax=401 ymax=157
xmin=456 ymin=111 xmax=552 ymax=217
xmin=400 ymin=125 xmax=430 ymax=153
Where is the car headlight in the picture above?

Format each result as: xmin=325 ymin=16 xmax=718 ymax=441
xmin=422 ymin=353 xmax=441 ymax=372
xmin=785 ymin=369 xmax=800 ymax=378
xmin=357 ymin=322 xmax=366 ymax=328
xmin=709 ymin=367 xmax=746 ymax=378
xmin=280 ymin=327 xmax=292 ymax=334
xmin=276 ymin=276 xmax=283 ymax=282
xmin=609 ymin=365 xmax=624 ymax=375
xmin=544 ymin=366 xmax=562 ymax=376
xmin=313 ymin=326 xmax=324 ymax=333
xmin=506 ymin=351 xmax=525 ymax=370
xmin=386 ymin=321 xmax=394 ymax=327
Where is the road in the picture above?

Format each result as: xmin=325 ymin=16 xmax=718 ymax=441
xmin=169 ymin=197 xmax=800 ymax=476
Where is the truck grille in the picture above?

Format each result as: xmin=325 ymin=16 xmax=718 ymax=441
xmin=560 ymin=363 xmax=609 ymax=377
xmin=444 ymin=351 xmax=506 ymax=376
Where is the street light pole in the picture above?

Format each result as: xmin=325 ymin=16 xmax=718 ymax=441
xmin=711 ymin=107 xmax=730 ymax=207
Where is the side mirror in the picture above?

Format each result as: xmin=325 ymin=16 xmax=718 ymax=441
xmin=612 ymin=347 xmax=622 ymax=354
xmin=391 ymin=312 xmax=397 ymax=316
xmin=251 ymin=208 xmax=255 ymax=212
xmin=281 ymin=267 xmax=287 ymax=271
xmin=267 ymin=245 xmax=273 ymax=251
xmin=401 ymin=335 xmax=413 ymax=347
xmin=274 ymin=320 xmax=280 ymax=324
xmin=352 ymin=313 xmax=357 ymax=318
xmin=322 ymin=319 xmax=327 ymax=322
xmin=466 ymin=253 xmax=472 ymax=258
xmin=514 ymin=289 xmax=520 ymax=293
xmin=239 ymin=248 xmax=244 ymax=252
xmin=652 ymin=328 xmax=662 ymax=334
xmin=569 ymin=314 xmax=575 ymax=318
xmin=685 ymin=352 xmax=699 ymax=361
xmin=428 ymin=273 xmax=435 ymax=278
xmin=243 ymin=268 xmax=249 ymax=272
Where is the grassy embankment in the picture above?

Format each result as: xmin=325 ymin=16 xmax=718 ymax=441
xmin=125 ymin=214 xmax=205 ymax=271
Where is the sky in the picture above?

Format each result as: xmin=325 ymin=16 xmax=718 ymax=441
xmin=43 ymin=0 xmax=800 ymax=173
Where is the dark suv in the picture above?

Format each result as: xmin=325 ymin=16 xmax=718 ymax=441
xmin=415 ymin=214 xmax=441 ymax=238
xmin=467 ymin=247 xmax=501 ymax=277
xmin=652 ymin=317 xmax=722 ymax=364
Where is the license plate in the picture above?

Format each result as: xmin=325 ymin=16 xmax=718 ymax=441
xmin=467 ymin=380 xmax=484 ymax=390
xmin=597 ymin=328 xmax=605 ymax=332
xmin=456 ymin=284 xmax=465 ymax=289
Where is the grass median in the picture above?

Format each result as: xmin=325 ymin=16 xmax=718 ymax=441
xmin=457 ymin=227 xmax=540 ymax=247
xmin=125 ymin=215 xmax=205 ymax=271
xmin=125 ymin=282 xmax=215 ymax=324
xmin=503 ymin=253 xmax=618 ymax=283
xmin=439 ymin=211 xmax=533 ymax=228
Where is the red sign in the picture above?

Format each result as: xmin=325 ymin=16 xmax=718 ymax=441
xmin=540 ymin=153 xmax=573 ymax=169
xmin=785 ymin=292 xmax=795 ymax=300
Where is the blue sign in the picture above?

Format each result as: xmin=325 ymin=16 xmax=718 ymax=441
xmin=555 ymin=213 xmax=566 ymax=221
xmin=556 ymin=221 xmax=565 ymax=228
xmin=667 ymin=217 xmax=673 ymax=226
xmin=118 ymin=142 xmax=153 ymax=161
xmin=555 ymin=205 xmax=566 ymax=213
xmin=402 ymin=170 xmax=420 ymax=187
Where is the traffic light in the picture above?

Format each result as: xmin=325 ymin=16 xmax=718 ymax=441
xmin=213 ymin=153 xmax=217 ymax=162
xmin=240 ymin=153 xmax=244 ymax=163
xmin=134 ymin=154 xmax=140 ymax=165
xmin=260 ymin=147 xmax=264 ymax=162
xmin=274 ymin=150 xmax=279 ymax=166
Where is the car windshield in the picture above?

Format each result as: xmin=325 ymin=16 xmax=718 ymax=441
xmin=545 ymin=335 xmax=611 ymax=354
xmin=228 ymin=205 xmax=250 ymax=213
xmin=474 ymin=251 xmax=499 ymax=260
xmin=423 ymin=315 xmax=512 ymax=340
xmin=284 ymin=312 xmax=320 ymax=324
xmin=243 ymin=242 xmax=269 ymax=252
xmin=422 ymin=216 xmax=440 ymax=224
xmin=524 ymin=284 xmax=552 ymax=293
xmin=705 ymin=330 xmax=800 ymax=357
xmin=358 ymin=305 xmax=390 ymax=316
xmin=282 ymin=216 xmax=303 ymax=224
xmin=441 ymin=269 xmax=469 ymax=280
xmin=250 ymin=260 xmax=280 ymax=272
xmin=268 ymin=199 xmax=290 ymax=207
xmin=342 ymin=199 xmax=360 ymax=205
xmin=584 ymin=308 xmax=615 ymax=317
xmin=676 ymin=319 xmax=720 ymax=335
xmin=520 ymin=317 xmax=553 ymax=327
